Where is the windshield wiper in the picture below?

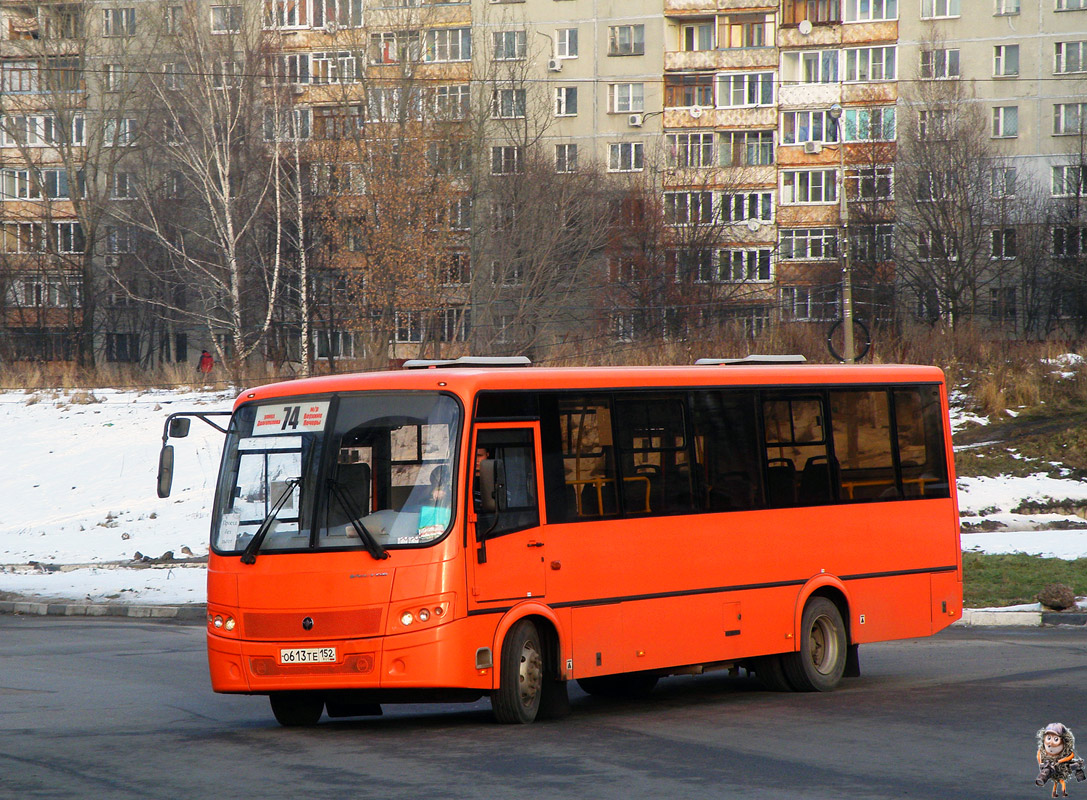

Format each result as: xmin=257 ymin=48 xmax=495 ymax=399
xmin=240 ymin=478 xmax=301 ymax=565
xmin=327 ymin=479 xmax=389 ymax=560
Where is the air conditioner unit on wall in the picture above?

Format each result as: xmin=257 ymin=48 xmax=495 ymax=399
xmin=547 ymin=58 xmax=562 ymax=72
xmin=804 ymin=141 xmax=822 ymax=154
xmin=628 ymin=113 xmax=644 ymax=127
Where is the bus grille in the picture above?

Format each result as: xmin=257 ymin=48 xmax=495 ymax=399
xmin=243 ymin=607 xmax=383 ymax=640
xmin=249 ymin=654 xmax=376 ymax=676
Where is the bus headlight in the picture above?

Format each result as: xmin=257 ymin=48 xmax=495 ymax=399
xmin=390 ymin=593 xmax=455 ymax=634
xmin=400 ymin=612 xmax=414 ymax=626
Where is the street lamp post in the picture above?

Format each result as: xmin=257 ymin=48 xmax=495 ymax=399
xmin=828 ymin=103 xmax=854 ymax=364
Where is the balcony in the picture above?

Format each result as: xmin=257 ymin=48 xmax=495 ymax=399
xmin=665 ymin=47 xmax=777 ymax=72
xmin=779 ymin=82 xmax=840 ymax=108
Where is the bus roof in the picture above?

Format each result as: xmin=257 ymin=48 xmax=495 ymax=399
xmin=234 ymin=363 xmax=946 ymax=408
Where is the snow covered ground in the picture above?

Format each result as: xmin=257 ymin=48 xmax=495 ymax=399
xmin=2 ymin=386 xmax=1087 ymax=606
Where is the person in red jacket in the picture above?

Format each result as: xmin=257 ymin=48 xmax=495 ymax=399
xmin=198 ymin=350 xmax=214 ymax=375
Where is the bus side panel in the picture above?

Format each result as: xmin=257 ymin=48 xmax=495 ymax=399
xmin=931 ymin=570 xmax=963 ymax=633
xmin=841 ymin=574 xmax=934 ymax=644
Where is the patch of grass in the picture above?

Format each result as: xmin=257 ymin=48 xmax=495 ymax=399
xmin=963 ymin=551 xmax=1087 ymax=608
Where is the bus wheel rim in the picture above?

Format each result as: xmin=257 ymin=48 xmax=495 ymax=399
xmin=519 ymin=640 xmax=543 ymax=707
xmin=809 ymin=614 xmax=840 ymax=675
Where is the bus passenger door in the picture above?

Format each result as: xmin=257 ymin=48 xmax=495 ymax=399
xmin=469 ymin=425 xmax=547 ymax=603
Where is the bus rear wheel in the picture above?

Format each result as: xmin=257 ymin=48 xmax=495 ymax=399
xmin=782 ymin=597 xmax=847 ymax=692
xmin=269 ymin=691 xmax=324 ymax=727
xmin=492 ymin=620 xmax=544 ymax=724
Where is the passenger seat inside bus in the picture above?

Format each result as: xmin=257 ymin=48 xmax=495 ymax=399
xmin=798 ymin=455 xmax=838 ymax=506
xmin=765 ymin=458 xmax=796 ymax=507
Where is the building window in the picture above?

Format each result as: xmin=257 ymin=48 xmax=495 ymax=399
xmin=608 ymin=24 xmax=645 ymax=56
xmin=105 ymin=118 xmax=138 ymax=146
xmin=394 ymin=311 xmax=422 ymax=343
xmin=1054 ymin=103 xmax=1087 ymax=135
xmin=844 ymin=0 xmax=897 ymax=21
xmin=921 ymin=0 xmax=960 ymax=17
xmin=434 ymin=85 xmax=470 ymax=120
xmin=270 ymin=54 xmax=306 ymax=85
xmin=311 ymin=51 xmax=357 ymax=84
xmin=555 ymin=143 xmax=578 ymax=173
xmin=991 ymin=167 xmax=1017 ymax=197
xmin=719 ymin=130 xmax=774 ymax=166
xmin=492 ymin=88 xmax=526 ymax=119
xmin=665 ymin=74 xmax=714 ymax=108
xmin=370 ymin=31 xmax=420 ymax=65
xmin=782 ymin=286 xmax=839 ymax=321
xmin=918 ymin=109 xmax=950 ymax=140
xmin=106 ymin=333 xmax=140 ymax=363
xmin=492 ymin=30 xmax=526 ymax=60
xmin=1057 ymin=0 xmax=1087 ymax=9
xmin=666 ymin=132 xmax=715 ymax=168
xmin=1052 ymin=165 xmax=1084 ymax=197
xmin=439 ymin=309 xmax=470 ymax=343
xmin=1056 ymin=41 xmax=1087 ymax=73
xmin=851 ymin=224 xmax=894 ymax=262
xmin=608 ymin=142 xmax=644 ymax=172
xmin=989 ymin=287 xmax=1016 ymax=321
xmin=491 ymin=145 xmax=523 ymax=175
xmin=265 ymin=0 xmax=308 ymax=28
xmin=779 ymin=228 xmax=838 ymax=260
xmin=992 ymin=106 xmax=1018 ymax=138
xmin=721 ymin=249 xmax=772 ymax=282
xmin=995 ymin=0 xmax=1019 ymax=13
xmin=844 ymin=46 xmax=896 ymax=81
xmin=844 ymin=106 xmax=895 ymax=141
xmin=263 ymin=108 xmax=311 ymax=141
xmin=1053 ymin=226 xmax=1087 ymax=257
xmin=994 ymin=45 xmax=1019 ymax=76
xmin=425 ymin=28 xmax=471 ymax=62
xmin=784 ymin=0 xmax=842 ymax=25
xmin=918 ymin=231 xmax=958 ymax=261
xmin=721 ymin=191 xmax=773 ymax=222
xmin=112 ymin=171 xmax=135 ymax=199
xmin=681 ymin=21 xmax=714 ymax=51
xmin=664 ymin=191 xmax=714 ymax=225
xmin=921 ymin=49 xmax=960 ymax=79
xmin=781 ymin=50 xmax=840 ymax=83
xmin=720 ymin=13 xmax=773 ymax=48
xmin=850 ymin=166 xmax=894 ymax=200
xmin=210 ymin=5 xmax=241 ymax=33
xmin=717 ymin=72 xmax=774 ymax=107
xmin=610 ymin=83 xmax=644 ymax=113
xmin=781 ymin=169 xmax=838 ymax=204
xmin=554 ymin=86 xmax=577 ymax=116
xmin=991 ymin=228 xmax=1016 ymax=259
xmin=368 ymin=87 xmax=422 ymax=122
xmin=782 ymin=109 xmax=840 ymax=144
xmin=312 ymin=0 xmax=362 ymax=28
xmin=103 ymin=7 xmax=136 ymax=36
xmin=556 ymin=27 xmax=578 ymax=58
xmin=315 ymin=330 xmax=355 ymax=360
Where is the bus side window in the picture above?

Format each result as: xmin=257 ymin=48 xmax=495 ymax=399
xmin=762 ymin=395 xmax=835 ymax=508
xmin=690 ymin=391 xmax=763 ymax=512
xmin=830 ymin=390 xmax=897 ymax=502
xmin=894 ymin=387 xmax=951 ymax=499
xmin=613 ymin=395 xmax=695 ymax=516
xmin=553 ymin=396 xmax=619 ymax=521
xmin=475 ymin=429 xmax=539 ymax=538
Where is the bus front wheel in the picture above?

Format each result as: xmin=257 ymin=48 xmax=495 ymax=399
xmin=782 ymin=597 xmax=847 ymax=692
xmin=492 ymin=619 xmax=544 ymax=724
xmin=269 ymin=691 xmax=324 ymax=727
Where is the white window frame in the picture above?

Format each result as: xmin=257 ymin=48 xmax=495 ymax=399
xmin=426 ymin=28 xmax=471 ymax=63
xmin=851 ymin=165 xmax=894 ymax=200
xmin=103 ymin=7 xmax=136 ymax=36
xmin=844 ymin=107 xmax=895 ymax=141
xmin=995 ymin=0 xmax=1019 ymax=13
xmin=681 ymin=21 xmax=714 ymax=52
xmin=492 ymin=88 xmax=526 ymax=119
xmin=1057 ymin=0 xmax=1087 ymax=9
xmin=779 ymin=228 xmax=838 ymax=261
xmin=664 ymin=191 xmax=715 ymax=225
xmin=556 ymin=27 xmax=578 ymax=58
xmin=264 ymin=0 xmax=308 ymax=29
xmin=1052 ymin=165 xmax=1084 ymax=197
xmin=720 ymin=248 xmax=773 ymax=283
xmin=608 ymin=141 xmax=644 ymax=172
xmin=555 ymin=143 xmax=578 ymax=173
xmin=781 ymin=169 xmax=838 ymax=205
xmin=844 ymin=0 xmax=897 ymax=21
xmin=781 ymin=109 xmax=840 ymax=145
xmin=666 ymin=132 xmax=715 ymax=168
xmin=1056 ymin=41 xmax=1087 ymax=73
xmin=608 ymin=24 xmax=645 ymax=56
xmin=434 ymin=84 xmax=470 ymax=120
xmin=844 ymin=46 xmax=896 ymax=82
xmin=994 ymin=44 xmax=1019 ymax=77
xmin=210 ymin=5 xmax=241 ymax=33
xmin=717 ymin=72 xmax=774 ymax=107
xmin=991 ymin=167 xmax=1017 ymax=198
xmin=719 ymin=130 xmax=774 ymax=167
xmin=721 ymin=191 xmax=773 ymax=222
xmin=491 ymin=145 xmax=523 ymax=175
xmin=992 ymin=105 xmax=1018 ymax=138
xmin=610 ymin=83 xmax=644 ymax=113
xmin=921 ymin=0 xmax=960 ymax=18
xmin=781 ymin=50 xmax=840 ymax=84
xmin=991 ymin=228 xmax=1016 ymax=260
xmin=554 ymin=86 xmax=577 ymax=117
xmin=311 ymin=51 xmax=357 ymax=84
xmin=492 ymin=30 xmax=526 ymax=61
xmin=921 ymin=49 xmax=960 ymax=79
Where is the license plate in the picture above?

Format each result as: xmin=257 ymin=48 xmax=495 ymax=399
xmin=279 ymin=647 xmax=337 ymax=665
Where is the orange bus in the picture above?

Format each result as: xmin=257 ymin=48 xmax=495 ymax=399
xmin=158 ymin=357 xmax=961 ymax=726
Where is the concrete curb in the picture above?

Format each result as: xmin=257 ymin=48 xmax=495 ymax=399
xmin=954 ymin=609 xmax=1087 ymax=627
xmin=0 ymin=600 xmax=205 ymax=621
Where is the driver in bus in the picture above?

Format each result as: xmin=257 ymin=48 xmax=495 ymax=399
xmin=418 ymin=466 xmax=451 ymax=540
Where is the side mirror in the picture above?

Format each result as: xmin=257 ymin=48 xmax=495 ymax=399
xmin=168 ymin=417 xmax=191 ymax=438
xmin=478 ymin=458 xmax=506 ymax=513
xmin=157 ymin=444 xmax=175 ymax=498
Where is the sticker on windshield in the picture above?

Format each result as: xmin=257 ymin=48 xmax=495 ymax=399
xmin=219 ymin=512 xmax=240 ymax=550
xmin=252 ymin=402 xmax=330 ymax=436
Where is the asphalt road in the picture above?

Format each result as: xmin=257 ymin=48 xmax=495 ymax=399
xmin=2 ymin=618 xmax=1085 ymax=799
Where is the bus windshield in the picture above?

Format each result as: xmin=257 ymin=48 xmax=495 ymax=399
xmin=212 ymin=392 xmax=460 ymax=556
